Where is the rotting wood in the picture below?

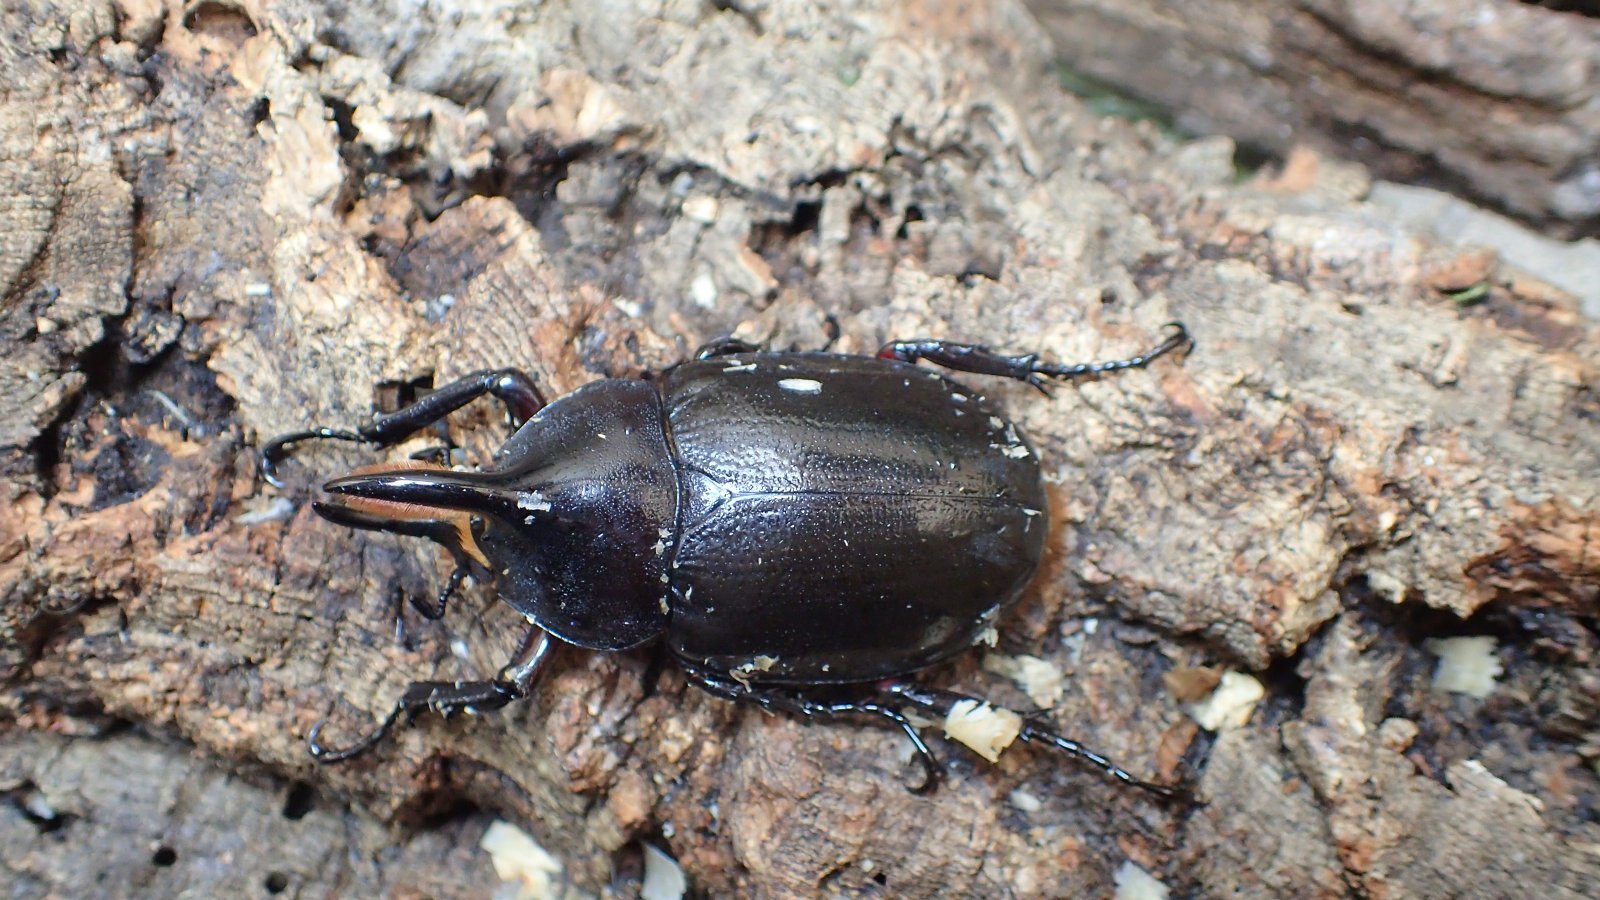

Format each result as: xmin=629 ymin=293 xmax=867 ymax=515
xmin=1026 ymin=0 xmax=1600 ymax=235
xmin=3 ymin=1 xmax=1597 ymax=896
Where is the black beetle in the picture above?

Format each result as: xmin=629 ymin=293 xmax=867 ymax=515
xmin=262 ymin=324 xmax=1191 ymax=796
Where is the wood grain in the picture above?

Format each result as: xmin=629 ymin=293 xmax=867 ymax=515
xmin=3 ymin=1 xmax=1597 ymax=896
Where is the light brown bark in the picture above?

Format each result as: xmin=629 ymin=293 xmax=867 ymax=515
xmin=1026 ymin=0 xmax=1600 ymax=234
xmin=3 ymin=1 xmax=1597 ymax=896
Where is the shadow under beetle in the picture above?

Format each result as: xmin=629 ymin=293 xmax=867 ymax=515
xmin=262 ymin=324 xmax=1192 ymax=797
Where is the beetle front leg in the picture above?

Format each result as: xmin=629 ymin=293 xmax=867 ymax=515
xmin=879 ymin=681 xmax=1189 ymax=801
xmin=262 ymin=368 xmax=547 ymax=485
xmin=307 ymin=626 xmax=556 ymax=762
xmin=877 ymin=323 xmax=1190 ymax=392
xmin=310 ymin=500 xmax=482 ymax=621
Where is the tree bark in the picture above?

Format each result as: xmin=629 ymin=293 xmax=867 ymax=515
xmin=3 ymin=0 xmax=1597 ymax=897
xmin=1026 ymin=0 xmax=1600 ymax=235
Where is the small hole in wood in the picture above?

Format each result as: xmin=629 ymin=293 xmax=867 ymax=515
xmin=282 ymin=781 xmax=315 ymax=820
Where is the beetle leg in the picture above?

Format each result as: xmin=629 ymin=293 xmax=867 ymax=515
xmin=260 ymin=428 xmax=368 ymax=486
xmin=407 ymin=445 xmax=462 ymax=466
xmin=879 ymin=681 xmax=1189 ymax=801
xmin=877 ymin=322 xmax=1191 ymax=393
xmin=417 ymin=563 xmax=469 ymax=621
xmin=693 ymin=336 xmax=764 ymax=359
xmin=309 ymin=500 xmax=481 ymax=621
xmin=818 ymin=312 xmax=842 ymax=352
xmin=801 ymin=697 xmax=944 ymax=794
xmin=680 ymin=666 xmax=945 ymax=793
xmin=308 ymin=626 xmax=556 ymax=763
xmin=262 ymin=368 xmax=546 ymax=486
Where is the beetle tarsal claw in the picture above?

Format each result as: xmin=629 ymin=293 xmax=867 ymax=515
xmin=905 ymin=746 xmax=944 ymax=795
xmin=306 ymin=708 xmax=404 ymax=763
xmin=260 ymin=427 xmax=370 ymax=487
xmin=1159 ymin=321 xmax=1192 ymax=349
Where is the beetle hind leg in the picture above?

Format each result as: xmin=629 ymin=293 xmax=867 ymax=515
xmin=681 ymin=666 xmax=945 ymax=793
xmin=879 ymin=681 xmax=1189 ymax=801
xmin=877 ymin=322 xmax=1191 ymax=392
xmin=261 ymin=368 xmax=546 ymax=486
xmin=308 ymin=626 xmax=556 ymax=763
xmin=693 ymin=336 xmax=764 ymax=359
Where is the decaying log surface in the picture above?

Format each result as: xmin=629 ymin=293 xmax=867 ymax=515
xmin=2 ymin=0 xmax=1598 ymax=896
xmin=1 ymin=729 xmax=504 ymax=896
xmin=1026 ymin=0 xmax=1600 ymax=235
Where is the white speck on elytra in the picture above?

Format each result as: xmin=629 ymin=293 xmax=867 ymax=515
xmin=988 ymin=416 xmax=1004 ymax=430
xmin=951 ymin=393 xmax=967 ymax=403
xmin=778 ymin=378 xmax=822 ymax=394
xmin=722 ymin=362 xmax=758 ymax=373
xmin=1001 ymin=423 xmax=1030 ymax=457
xmin=516 ymin=491 xmax=552 ymax=512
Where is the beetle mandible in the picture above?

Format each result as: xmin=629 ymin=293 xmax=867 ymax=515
xmin=261 ymin=323 xmax=1192 ymax=796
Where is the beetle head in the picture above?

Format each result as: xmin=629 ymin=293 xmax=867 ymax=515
xmin=315 ymin=460 xmax=671 ymax=650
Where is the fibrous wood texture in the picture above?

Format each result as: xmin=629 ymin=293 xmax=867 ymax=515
xmin=3 ymin=1 xmax=1598 ymax=897
xmin=1026 ymin=0 xmax=1600 ymax=235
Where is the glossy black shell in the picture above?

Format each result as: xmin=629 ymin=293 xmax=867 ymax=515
xmin=449 ymin=352 xmax=1048 ymax=685
xmin=660 ymin=353 xmax=1047 ymax=683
